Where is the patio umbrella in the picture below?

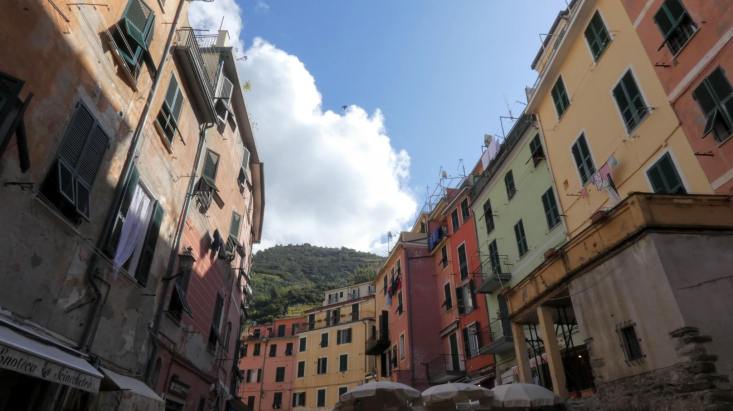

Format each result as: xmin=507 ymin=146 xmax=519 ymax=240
xmin=491 ymin=384 xmax=562 ymax=408
xmin=422 ymin=383 xmax=494 ymax=405
xmin=336 ymin=381 xmax=421 ymax=411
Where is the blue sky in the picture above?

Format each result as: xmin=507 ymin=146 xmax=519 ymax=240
xmin=235 ymin=0 xmax=567 ymax=204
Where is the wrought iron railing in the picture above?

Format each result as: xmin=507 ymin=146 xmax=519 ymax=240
xmin=174 ymin=28 xmax=218 ymax=99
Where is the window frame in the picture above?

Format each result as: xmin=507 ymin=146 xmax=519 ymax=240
xmin=645 ymin=150 xmax=688 ymax=194
xmin=488 ymin=240 xmax=501 ymax=275
xmin=443 ymin=282 xmax=453 ymax=310
xmin=275 ymin=366 xmax=285 ymax=382
xmin=541 ymin=187 xmax=561 ymax=230
xmin=618 ymin=323 xmax=644 ymax=362
xmin=584 ymin=10 xmax=611 ymax=61
xmin=612 ymin=68 xmax=649 ymax=132
xmin=457 ymin=243 xmax=469 ymax=280
xmin=451 ymin=209 xmax=460 ymax=232
xmin=504 ymin=170 xmax=516 ymax=200
xmin=297 ymin=360 xmax=305 ymax=378
xmin=460 ymin=198 xmax=470 ymax=221
xmin=570 ymin=132 xmax=596 ymax=186
xmin=653 ymin=0 xmax=697 ymax=56
xmin=339 ymin=353 xmax=348 ymax=372
xmin=299 ymin=336 xmax=307 ymax=352
xmin=317 ymin=388 xmax=326 ymax=407
xmin=692 ymin=66 xmax=733 ymax=143
xmin=551 ymin=76 xmax=570 ymax=118
xmin=529 ymin=133 xmax=545 ymax=166
xmin=482 ymin=199 xmax=495 ymax=235
xmin=155 ymin=74 xmax=184 ymax=145
xmin=514 ymin=220 xmax=529 ymax=257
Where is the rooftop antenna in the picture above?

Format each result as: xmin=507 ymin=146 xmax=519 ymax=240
xmin=219 ymin=16 xmax=225 ymax=31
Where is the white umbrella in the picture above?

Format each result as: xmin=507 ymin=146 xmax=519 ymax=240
xmin=491 ymin=383 xmax=562 ymax=408
xmin=337 ymin=381 xmax=421 ymax=410
xmin=422 ymin=383 xmax=494 ymax=405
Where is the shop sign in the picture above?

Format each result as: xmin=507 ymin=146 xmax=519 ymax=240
xmin=0 ymin=344 xmax=100 ymax=393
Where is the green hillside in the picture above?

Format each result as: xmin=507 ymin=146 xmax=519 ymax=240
xmin=247 ymin=244 xmax=384 ymax=323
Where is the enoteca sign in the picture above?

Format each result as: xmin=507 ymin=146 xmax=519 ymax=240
xmin=0 ymin=343 xmax=101 ymax=393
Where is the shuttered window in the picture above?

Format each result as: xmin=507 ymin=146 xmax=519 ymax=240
xmin=584 ymin=11 xmax=611 ymax=60
xmin=571 ymin=134 xmax=595 ymax=185
xmin=613 ymin=70 xmax=648 ymax=131
xmin=443 ymin=283 xmax=452 ymax=309
xmin=275 ymin=367 xmax=285 ymax=382
xmin=693 ymin=67 xmax=733 ymax=142
xmin=551 ymin=76 xmax=570 ymax=117
xmin=229 ymin=211 xmax=241 ymax=239
xmin=654 ymin=0 xmax=696 ymax=55
xmin=514 ymin=220 xmax=529 ymax=257
xmin=451 ymin=209 xmax=460 ymax=231
xmin=156 ymin=75 xmax=184 ymax=144
xmin=529 ymin=134 xmax=545 ymax=166
xmin=41 ymin=103 xmax=109 ymax=223
xmin=541 ymin=188 xmax=561 ymax=230
xmin=456 ymin=285 xmax=465 ymax=315
xmin=504 ymin=170 xmax=516 ymax=200
xmin=208 ymin=294 xmax=223 ymax=351
xmin=647 ymin=152 xmax=686 ymax=194
xmin=317 ymin=358 xmax=327 ymax=374
xmin=202 ymin=149 xmax=219 ymax=184
xmin=111 ymin=0 xmax=155 ymax=79
xmin=488 ymin=240 xmax=501 ymax=275
xmin=460 ymin=198 xmax=470 ymax=221
xmin=458 ymin=244 xmax=468 ymax=280
xmin=339 ymin=354 xmax=348 ymax=372
xmin=317 ymin=389 xmax=326 ymax=407
xmin=297 ymin=361 xmax=305 ymax=378
xmin=483 ymin=199 xmax=494 ymax=234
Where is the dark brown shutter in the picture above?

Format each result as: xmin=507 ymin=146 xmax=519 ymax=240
xmin=135 ymin=200 xmax=163 ymax=286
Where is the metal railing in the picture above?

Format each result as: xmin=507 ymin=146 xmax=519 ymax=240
xmin=425 ymin=354 xmax=466 ymax=384
xmin=174 ymin=28 xmax=218 ymax=99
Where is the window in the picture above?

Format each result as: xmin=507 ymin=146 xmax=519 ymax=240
xmin=451 ymin=209 xmax=460 ymax=231
xmin=245 ymin=369 xmax=253 ymax=383
xmin=351 ymin=303 xmax=359 ymax=321
xmin=383 ymin=276 xmax=388 ymax=295
xmin=514 ymin=220 xmax=529 ymax=257
xmin=584 ymin=11 xmax=611 ymax=60
xmin=156 ymin=76 xmax=184 ymax=143
xmin=399 ymin=334 xmax=405 ymax=359
xmin=337 ymin=328 xmax=353 ymax=344
xmin=482 ymin=199 xmax=494 ymax=234
xmin=457 ymin=283 xmax=475 ymax=315
xmin=443 ymin=283 xmax=452 ymax=309
xmin=647 ymin=152 xmax=686 ymax=194
xmin=504 ymin=170 xmax=516 ymax=200
xmin=317 ymin=357 xmax=328 ymax=374
xmin=41 ymin=103 xmax=109 ymax=223
xmin=275 ymin=367 xmax=285 ymax=382
xmin=654 ymin=0 xmax=697 ymax=55
xmin=273 ymin=392 xmax=282 ymax=409
xmin=529 ymin=134 xmax=545 ymax=166
xmin=292 ymin=392 xmax=306 ymax=407
xmin=613 ymin=70 xmax=648 ymax=131
xmin=338 ymin=387 xmax=348 ymax=398
xmin=285 ymin=342 xmax=293 ymax=356
xmin=299 ymin=337 xmax=307 ymax=352
xmin=339 ymin=354 xmax=348 ymax=372
xmin=0 ymin=72 xmax=30 ymax=174
xmin=291 ymin=323 xmax=299 ymax=335
xmin=456 ymin=285 xmax=465 ymax=315
xmin=256 ymin=368 xmax=262 ymax=383
xmin=397 ymin=291 xmax=403 ymax=315
xmin=551 ymin=76 xmax=570 ymax=117
xmin=202 ymin=149 xmax=220 ymax=185
xmin=460 ymin=198 xmax=470 ymax=221
xmin=308 ymin=314 xmax=315 ymax=330
xmin=253 ymin=343 xmax=261 ymax=356
xmin=693 ymin=67 xmax=733 ymax=142
xmin=109 ymin=0 xmax=155 ymax=78
xmin=297 ymin=361 xmax=305 ymax=378
xmin=332 ymin=308 xmax=340 ymax=325
xmin=207 ymin=294 xmax=223 ymax=352
xmin=457 ymin=244 xmax=468 ymax=280
xmin=320 ymin=333 xmax=329 ymax=348
xmin=269 ymin=344 xmax=277 ymax=357
xmin=247 ymin=396 xmax=255 ymax=409
xmin=104 ymin=166 xmax=164 ymax=286
xmin=317 ymin=389 xmax=326 ymax=407
xmin=541 ymin=188 xmax=561 ymax=229
xmin=463 ymin=323 xmax=482 ymax=358
xmin=277 ymin=324 xmax=286 ymax=337
xmin=619 ymin=325 xmax=643 ymax=361
xmin=241 ymin=344 xmax=248 ymax=357
xmin=440 ymin=246 xmax=448 ymax=268
xmin=572 ymin=134 xmax=596 ymax=185
xmin=488 ymin=240 xmax=501 ymax=275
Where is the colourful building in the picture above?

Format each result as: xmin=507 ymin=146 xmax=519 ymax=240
xmin=367 ymin=230 xmax=442 ymax=390
xmin=527 ymin=0 xmax=712 ymax=240
xmin=291 ymin=285 xmax=376 ymax=410
xmin=620 ymin=0 xmax=733 ymax=194
xmin=425 ymin=181 xmax=494 ymax=386
xmin=469 ymin=114 xmax=570 ymax=387
xmin=239 ymin=316 xmax=304 ymax=411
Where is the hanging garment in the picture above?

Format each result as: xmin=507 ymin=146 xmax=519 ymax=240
xmin=113 ymin=184 xmax=153 ymax=274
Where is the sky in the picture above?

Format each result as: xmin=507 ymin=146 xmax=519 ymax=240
xmin=189 ymin=0 xmax=568 ymax=254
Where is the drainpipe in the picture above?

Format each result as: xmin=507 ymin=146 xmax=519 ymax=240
xmin=144 ymin=120 xmax=213 ymax=382
xmin=78 ymin=0 xmax=187 ymax=353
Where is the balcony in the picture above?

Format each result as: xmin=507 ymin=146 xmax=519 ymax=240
xmin=481 ymin=319 xmax=514 ymax=355
xmin=172 ymin=28 xmax=222 ymax=123
xmin=366 ymin=311 xmax=390 ymax=355
xmin=426 ymin=354 xmax=466 ymax=385
xmin=478 ymin=272 xmax=512 ymax=293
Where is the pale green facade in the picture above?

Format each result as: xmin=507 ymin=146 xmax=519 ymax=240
xmin=470 ymin=114 xmax=567 ymax=383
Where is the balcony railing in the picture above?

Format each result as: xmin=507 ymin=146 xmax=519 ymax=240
xmin=172 ymin=28 xmax=221 ymax=122
xmin=481 ymin=319 xmax=514 ymax=355
xmin=426 ymin=354 xmax=466 ymax=385
xmin=478 ymin=271 xmax=512 ymax=293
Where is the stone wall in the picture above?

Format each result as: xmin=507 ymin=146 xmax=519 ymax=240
xmin=568 ymin=327 xmax=732 ymax=411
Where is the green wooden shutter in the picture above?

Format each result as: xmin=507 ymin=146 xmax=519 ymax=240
xmin=654 ymin=2 xmax=675 ymax=39
xmin=462 ymin=328 xmax=471 ymax=358
xmin=456 ymin=286 xmax=465 ymax=314
xmin=483 ymin=199 xmax=494 ymax=233
xmin=648 ymin=153 xmax=686 ymax=194
xmin=105 ymin=167 xmax=140 ymax=256
xmin=123 ymin=0 xmax=154 ymax=49
xmin=134 ymin=200 xmax=164 ymax=286
xmin=230 ymin=211 xmax=241 ymax=238
xmin=202 ymin=149 xmax=219 ymax=182
xmin=59 ymin=104 xmax=94 ymax=167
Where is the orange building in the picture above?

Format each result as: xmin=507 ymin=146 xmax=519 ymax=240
xmin=621 ymin=0 xmax=733 ymax=194
xmin=238 ymin=316 xmax=304 ymax=411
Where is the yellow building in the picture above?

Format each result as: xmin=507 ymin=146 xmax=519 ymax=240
xmin=527 ymin=0 xmax=712 ymax=238
xmin=292 ymin=284 xmax=376 ymax=410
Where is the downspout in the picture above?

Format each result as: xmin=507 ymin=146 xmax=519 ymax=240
xmin=144 ymin=121 xmax=213 ymax=382
xmin=78 ymin=0 xmax=187 ymax=352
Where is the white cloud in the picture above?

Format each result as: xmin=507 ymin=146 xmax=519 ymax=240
xmin=188 ymin=3 xmax=418 ymax=254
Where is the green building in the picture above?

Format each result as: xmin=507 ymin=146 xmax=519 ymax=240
xmin=470 ymin=113 xmax=567 ymax=384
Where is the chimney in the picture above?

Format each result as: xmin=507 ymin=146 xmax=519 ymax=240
xmin=216 ymin=30 xmax=228 ymax=47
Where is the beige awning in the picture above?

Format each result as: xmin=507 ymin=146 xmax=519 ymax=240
xmin=100 ymin=367 xmax=163 ymax=402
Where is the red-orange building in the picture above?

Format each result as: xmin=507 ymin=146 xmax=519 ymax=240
xmin=426 ymin=182 xmax=494 ymax=386
xmin=622 ymin=0 xmax=733 ymax=194
xmin=238 ymin=316 xmax=304 ymax=411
